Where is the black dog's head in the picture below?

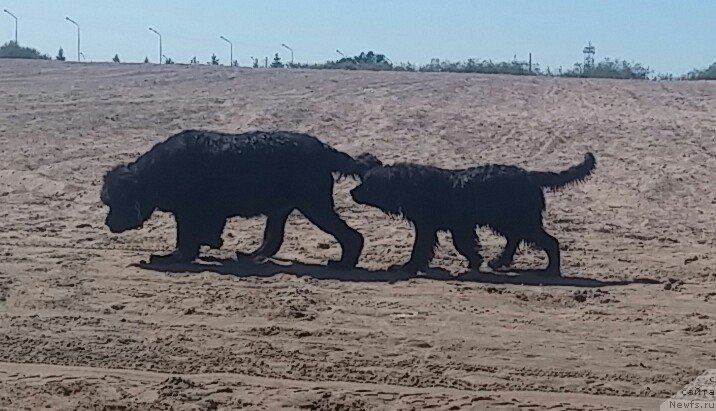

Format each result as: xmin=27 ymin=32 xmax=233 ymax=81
xmin=101 ymin=164 xmax=155 ymax=233
xmin=350 ymin=165 xmax=403 ymax=215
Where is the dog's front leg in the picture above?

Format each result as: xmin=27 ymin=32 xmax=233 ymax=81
xmin=150 ymin=213 xmax=201 ymax=264
xmin=395 ymin=224 xmax=438 ymax=274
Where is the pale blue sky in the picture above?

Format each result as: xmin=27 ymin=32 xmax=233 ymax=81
xmin=1 ymin=0 xmax=713 ymax=74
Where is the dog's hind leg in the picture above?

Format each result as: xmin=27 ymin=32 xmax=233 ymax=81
xmin=398 ymin=225 xmax=438 ymax=274
xmin=524 ymin=228 xmax=561 ymax=275
xmin=248 ymin=209 xmax=292 ymax=263
xmin=199 ymin=218 xmax=226 ymax=249
xmin=451 ymin=227 xmax=483 ymax=271
xmin=488 ymin=235 xmax=521 ymax=270
xmin=299 ymin=202 xmax=364 ymax=269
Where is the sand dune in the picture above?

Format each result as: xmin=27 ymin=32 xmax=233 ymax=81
xmin=0 ymin=59 xmax=714 ymax=409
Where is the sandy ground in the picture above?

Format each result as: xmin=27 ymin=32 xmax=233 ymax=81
xmin=0 ymin=59 xmax=714 ymax=410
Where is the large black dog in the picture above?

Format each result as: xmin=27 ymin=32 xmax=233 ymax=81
xmin=101 ymin=130 xmax=378 ymax=267
xmin=350 ymin=153 xmax=596 ymax=275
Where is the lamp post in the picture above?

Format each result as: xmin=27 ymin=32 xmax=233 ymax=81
xmin=148 ymin=27 xmax=162 ymax=64
xmin=65 ymin=17 xmax=80 ymax=62
xmin=220 ymin=35 xmax=233 ymax=66
xmin=336 ymin=49 xmax=345 ymax=58
xmin=3 ymin=9 xmax=17 ymax=43
xmin=281 ymin=43 xmax=293 ymax=65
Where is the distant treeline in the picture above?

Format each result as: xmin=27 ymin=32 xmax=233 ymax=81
xmin=2 ymin=41 xmax=715 ymax=81
xmin=286 ymin=51 xmax=714 ymax=81
xmin=683 ymin=62 xmax=716 ymax=80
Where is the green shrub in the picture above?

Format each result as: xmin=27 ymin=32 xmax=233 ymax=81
xmin=562 ymin=58 xmax=651 ymax=79
xmin=0 ymin=41 xmax=50 ymax=60
xmin=270 ymin=53 xmax=283 ymax=68
xmin=418 ymin=58 xmax=538 ymax=75
xmin=326 ymin=51 xmax=393 ymax=71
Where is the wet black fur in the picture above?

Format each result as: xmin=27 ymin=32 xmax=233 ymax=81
xmin=351 ymin=153 xmax=596 ymax=275
xmin=101 ymin=130 xmax=379 ymax=266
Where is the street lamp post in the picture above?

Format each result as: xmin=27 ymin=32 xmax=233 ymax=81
xmin=65 ymin=17 xmax=80 ymax=62
xmin=336 ymin=49 xmax=345 ymax=58
xmin=281 ymin=43 xmax=293 ymax=65
xmin=220 ymin=36 xmax=233 ymax=66
xmin=148 ymin=27 xmax=162 ymax=64
xmin=3 ymin=9 xmax=17 ymax=43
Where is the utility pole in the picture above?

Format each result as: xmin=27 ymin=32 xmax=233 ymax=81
xmin=529 ymin=52 xmax=532 ymax=73
xmin=281 ymin=43 xmax=293 ymax=65
xmin=65 ymin=17 xmax=80 ymax=62
xmin=3 ymin=9 xmax=17 ymax=43
xmin=220 ymin=35 xmax=233 ymax=66
xmin=149 ymin=27 xmax=162 ymax=64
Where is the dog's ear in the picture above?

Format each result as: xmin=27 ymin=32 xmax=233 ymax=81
xmin=355 ymin=152 xmax=383 ymax=169
xmin=101 ymin=164 xmax=140 ymax=204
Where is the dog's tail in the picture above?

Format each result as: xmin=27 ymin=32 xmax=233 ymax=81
xmin=328 ymin=149 xmax=383 ymax=179
xmin=528 ymin=152 xmax=596 ymax=190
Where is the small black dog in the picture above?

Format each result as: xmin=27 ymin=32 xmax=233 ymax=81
xmin=101 ymin=130 xmax=378 ymax=267
xmin=351 ymin=153 xmax=596 ymax=275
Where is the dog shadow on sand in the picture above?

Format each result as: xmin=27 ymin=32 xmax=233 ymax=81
xmin=136 ymin=256 xmax=660 ymax=288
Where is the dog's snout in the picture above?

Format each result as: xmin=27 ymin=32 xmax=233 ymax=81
xmin=350 ymin=186 xmax=363 ymax=200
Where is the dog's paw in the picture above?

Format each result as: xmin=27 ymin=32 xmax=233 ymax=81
xmin=326 ymin=259 xmax=356 ymax=271
xmin=488 ymin=258 xmax=507 ymax=271
xmin=234 ymin=251 xmax=251 ymax=259
xmin=149 ymin=251 xmax=191 ymax=265
xmin=542 ymin=266 xmax=562 ymax=277
xmin=468 ymin=258 xmax=484 ymax=271
xmin=390 ymin=263 xmax=426 ymax=275
xmin=249 ymin=254 xmax=270 ymax=265
xmin=202 ymin=238 xmax=223 ymax=249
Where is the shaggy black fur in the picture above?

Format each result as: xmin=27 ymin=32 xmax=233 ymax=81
xmin=101 ymin=130 xmax=379 ymax=267
xmin=351 ymin=153 xmax=596 ymax=275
